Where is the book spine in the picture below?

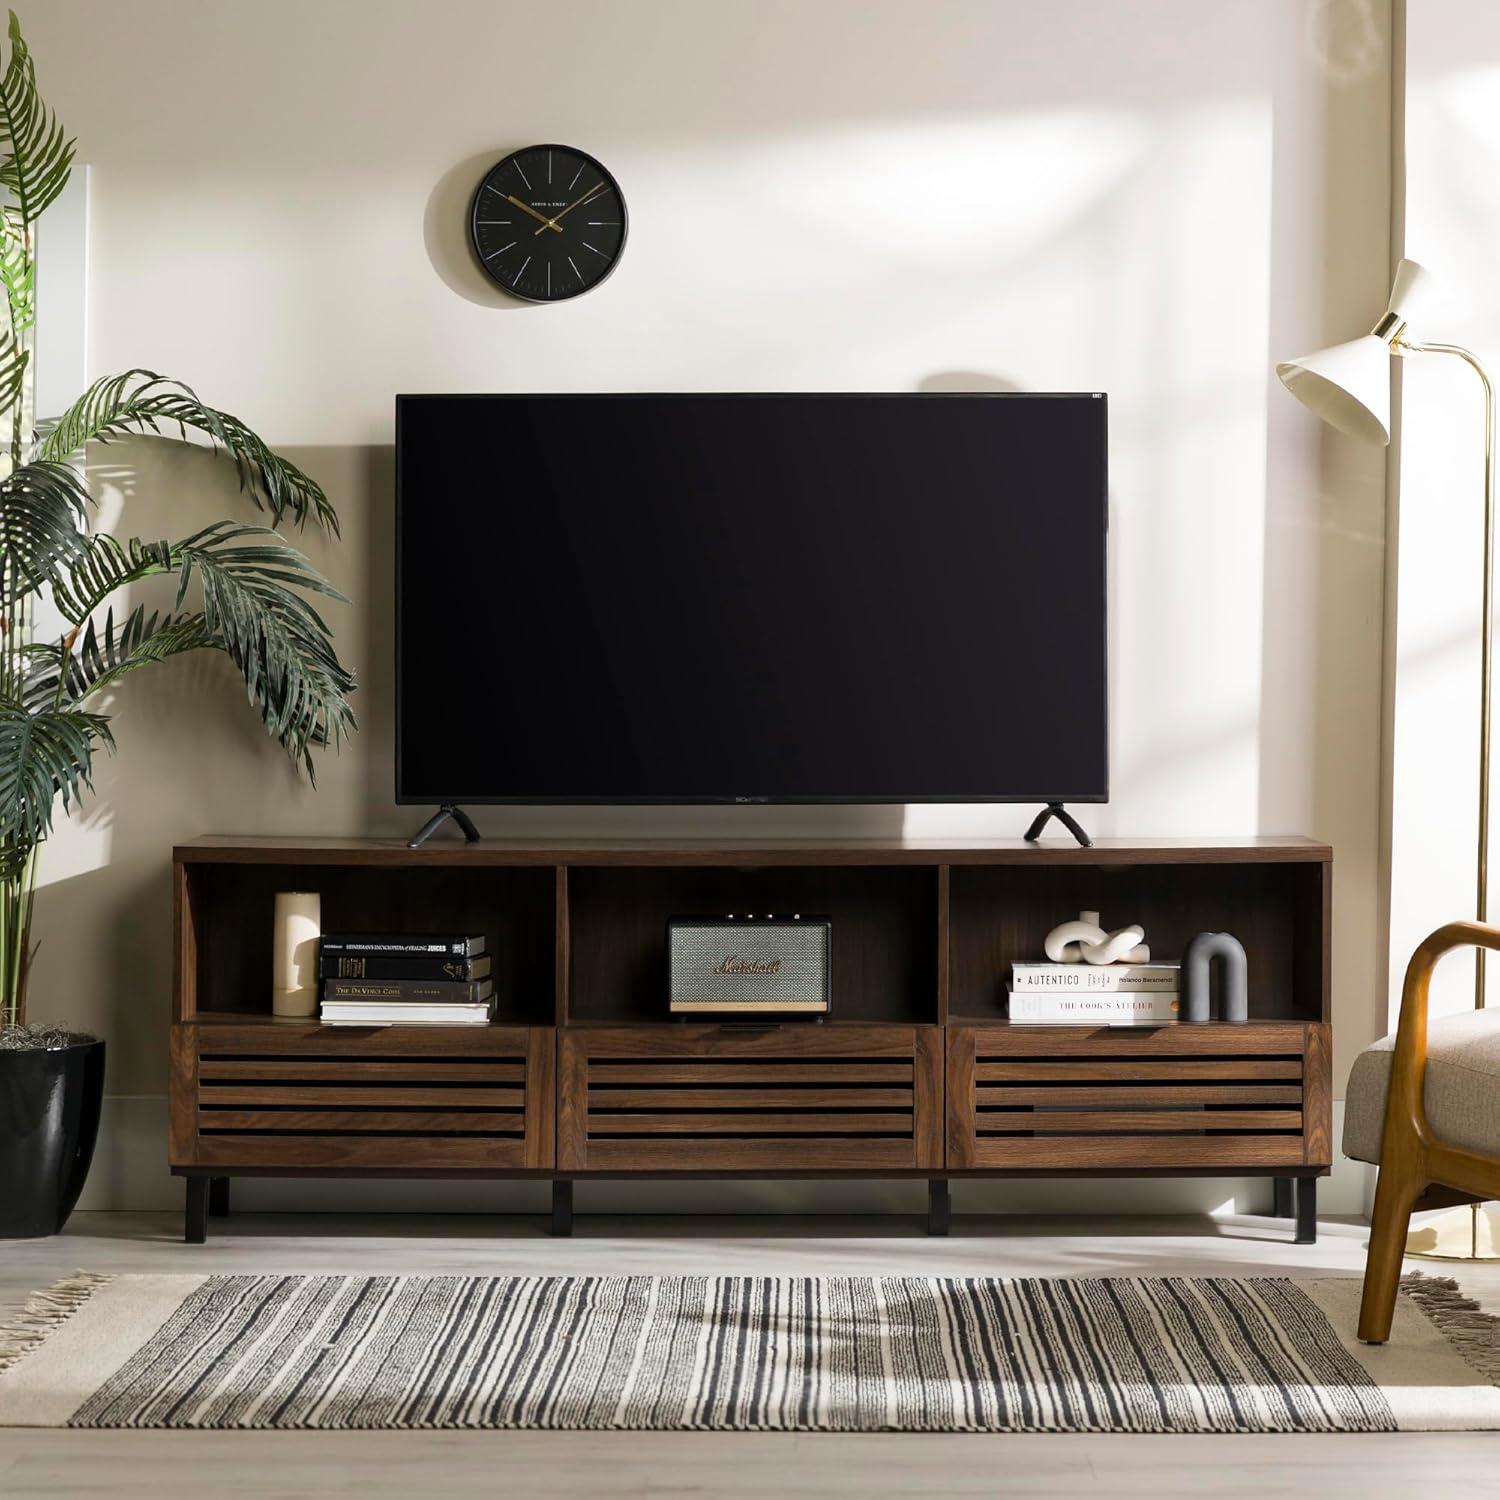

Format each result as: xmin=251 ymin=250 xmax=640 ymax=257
xmin=320 ymin=979 xmax=493 ymax=1003
xmin=317 ymin=954 xmax=490 ymax=981
xmin=1007 ymin=993 xmax=1179 ymax=1023
xmin=320 ymin=1014 xmax=492 ymax=1027
xmin=1009 ymin=964 xmax=1178 ymax=992
xmin=320 ymin=935 xmax=483 ymax=957
xmin=319 ymin=1005 xmax=494 ymax=1021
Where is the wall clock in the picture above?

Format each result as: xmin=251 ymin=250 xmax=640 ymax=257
xmin=469 ymin=145 xmax=627 ymax=303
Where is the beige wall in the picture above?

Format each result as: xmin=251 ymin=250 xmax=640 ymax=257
xmin=22 ymin=0 xmax=1392 ymax=1208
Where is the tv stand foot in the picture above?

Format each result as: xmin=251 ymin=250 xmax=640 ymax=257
xmin=1273 ymin=1176 xmax=1294 ymax=1219
xmin=551 ymin=1180 xmax=574 ymax=1237
xmin=407 ymin=804 xmax=481 ymax=849
xmin=927 ymin=1179 xmax=951 ymax=1236
xmin=1294 ymin=1177 xmax=1317 ymax=1245
xmin=1023 ymin=802 xmax=1093 ymax=847
xmin=184 ymin=1178 xmax=208 ymax=1244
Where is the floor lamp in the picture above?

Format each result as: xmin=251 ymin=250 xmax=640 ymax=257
xmin=1277 ymin=257 xmax=1499 ymax=1261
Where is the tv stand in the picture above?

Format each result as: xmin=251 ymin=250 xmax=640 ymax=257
xmin=168 ymin=835 xmax=1330 ymax=1243
xmin=406 ymin=804 xmax=482 ymax=848
xmin=1023 ymin=802 xmax=1093 ymax=847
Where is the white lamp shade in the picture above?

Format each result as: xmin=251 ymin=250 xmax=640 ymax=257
xmin=1274 ymin=257 xmax=1432 ymax=445
xmin=1386 ymin=256 xmax=1431 ymax=323
xmin=1276 ymin=334 xmax=1392 ymax=445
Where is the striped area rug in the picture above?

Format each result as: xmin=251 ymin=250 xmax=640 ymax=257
xmin=2 ymin=1272 xmax=1498 ymax=1431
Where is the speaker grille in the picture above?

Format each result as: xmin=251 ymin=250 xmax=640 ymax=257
xmin=668 ymin=920 xmax=830 ymax=1011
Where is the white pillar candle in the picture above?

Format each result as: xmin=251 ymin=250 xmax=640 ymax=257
xmin=272 ymin=891 xmax=322 ymax=1018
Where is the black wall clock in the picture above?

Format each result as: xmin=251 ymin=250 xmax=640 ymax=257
xmin=470 ymin=145 xmax=627 ymax=302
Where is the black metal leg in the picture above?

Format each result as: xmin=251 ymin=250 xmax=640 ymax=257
xmin=448 ymin=805 xmax=481 ymax=841
xmin=551 ymin=1180 xmax=574 ymax=1237
xmin=407 ymin=804 xmax=482 ymax=848
xmin=1273 ymin=1177 xmax=1294 ymax=1218
xmin=1294 ymin=1176 xmax=1317 ymax=1244
xmin=184 ymin=1178 xmax=209 ymax=1244
xmin=208 ymin=1177 xmax=230 ymax=1217
xmin=927 ymin=1179 xmax=951 ymax=1236
xmin=1022 ymin=803 xmax=1092 ymax=847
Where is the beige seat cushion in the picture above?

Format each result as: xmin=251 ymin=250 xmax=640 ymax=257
xmin=1344 ymin=1009 xmax=1500 ymax=1164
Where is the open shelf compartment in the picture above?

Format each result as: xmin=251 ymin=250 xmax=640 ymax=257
xmin=566 ymin=864 xmax=938 ymax=1025
xmin=180 ymin=861 xmax=557 ymax=1026
xmin=946 ymin=859 xmax=1327 ymax=1025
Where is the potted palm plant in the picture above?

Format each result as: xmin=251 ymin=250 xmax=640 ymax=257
xmin=0 ymin=11 xmax=355 ymax=1236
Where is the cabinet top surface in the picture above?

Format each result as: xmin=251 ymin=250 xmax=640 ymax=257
xmin=175 ymin=834 xmax=1330 ymax=866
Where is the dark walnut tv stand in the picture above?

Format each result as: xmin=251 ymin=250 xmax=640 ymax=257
xmin=169 ymin=836 xmax=1331 ymax=1245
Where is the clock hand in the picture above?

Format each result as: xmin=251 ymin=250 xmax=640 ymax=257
xmin=505 ymin=194 xmax=562 ymax=233
xmin=532 ymin=182 xmax=608 ymax=235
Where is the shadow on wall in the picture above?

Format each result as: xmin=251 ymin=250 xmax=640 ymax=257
xmin=359 ymin=443 xmax=396 ymax=826
xmin=917 ymin=372 xmax=1021 ymax=394
xmin=33 ymin=857 xmax=178 ymax=1095
xmin=424 ymin=150 xmax=540 ymax=312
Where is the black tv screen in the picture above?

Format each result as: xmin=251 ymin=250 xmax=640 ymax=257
xmin=396 ymin=393 xmax=1107 ymax=805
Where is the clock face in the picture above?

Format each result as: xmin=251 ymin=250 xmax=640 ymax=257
xmin=470 ymin=145 xmax=627 ymax=302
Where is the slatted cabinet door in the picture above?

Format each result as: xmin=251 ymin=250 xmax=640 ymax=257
xmin=559 ymin=1025 xmax=944 ymax=1172
xmin=171 ymin=1023 xmax=555 ymax=1170
xmin=946 ymin=1023 xmax=1331 ymax=1171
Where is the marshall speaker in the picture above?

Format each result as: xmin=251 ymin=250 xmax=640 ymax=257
xmin=667 ymin=915 xmax=832 ymax=1017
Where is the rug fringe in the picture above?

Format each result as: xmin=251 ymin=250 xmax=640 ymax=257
xmin=0 ymin=1270 xmax=112 ymax=1377
xmin=1400 ymin=1271 xmax=1500 ymax=1382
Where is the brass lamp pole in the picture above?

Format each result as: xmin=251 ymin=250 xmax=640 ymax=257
xmin=1395 ymin=338 xmax=1496 ymax=1009
xmin=1277 ymin=258 xmax=1499 ymax=1261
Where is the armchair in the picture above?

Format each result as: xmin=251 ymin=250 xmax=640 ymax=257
xmin=1344 ymin=922 xmax=1500 ymax=1342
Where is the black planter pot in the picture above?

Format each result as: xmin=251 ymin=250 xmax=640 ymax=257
xmin=0 ymin=1039 xmax=105 ymax=1238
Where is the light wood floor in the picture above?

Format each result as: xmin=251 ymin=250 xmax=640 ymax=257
xmin=2 ymin=1209 xmax=1499 ymax=1498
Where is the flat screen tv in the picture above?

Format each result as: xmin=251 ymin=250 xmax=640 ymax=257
xmin=396 ymin=393 xmax=1107 ymax=806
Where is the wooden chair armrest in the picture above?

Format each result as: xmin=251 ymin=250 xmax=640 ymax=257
xmin=1388 ymin=921 xmax=1500 ymax=1144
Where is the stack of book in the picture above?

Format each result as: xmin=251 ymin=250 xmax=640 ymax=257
xmin=1007 ymin=959 xmax=1179 ymax=1025
xmin=318 ymin=932 xmax=494 ymax=1026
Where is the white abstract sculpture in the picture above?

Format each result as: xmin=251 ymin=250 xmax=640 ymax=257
xmin=1043 ymin=910 xmax=1150 ymax=966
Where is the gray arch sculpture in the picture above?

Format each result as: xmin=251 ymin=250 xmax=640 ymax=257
xmin=1181 ymin=931 xmax=1248 ymax=1024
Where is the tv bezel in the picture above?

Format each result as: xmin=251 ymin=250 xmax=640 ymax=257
xmin=394 ymin=391 xmax=1109 ymax=807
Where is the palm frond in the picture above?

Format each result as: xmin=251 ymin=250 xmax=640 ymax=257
xmin=0 ymin=323 xmax=24 ymax=414
xmin=15 ymin=641 xmax=65 ymax=712
xmin=0 ymin=700 xmax=110 ymax=851
xmin=25 ymin=524 xmax=355 ymax=775
xmin=0 ymin=230 xmax=31 ymax=334
xmin=0 ymin=11 xmax=74 ymax=229
xmin=173 ymin=522 xmax=355 ymax=776
xmin=0 ymin=458 xmax=87 ymax=599
xmin=39 ymin=370 xmax=338 ymax=533
xmin=70 ymin=606 xmax=216 ymax=701
xmin=22 ymin=606 xmax=216 ymax=707
xmin=50 ymin=532 xmax=175 ymax=625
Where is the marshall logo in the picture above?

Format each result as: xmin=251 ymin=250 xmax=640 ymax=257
xmin=714 ymin=955 xmax=782 ymax=976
